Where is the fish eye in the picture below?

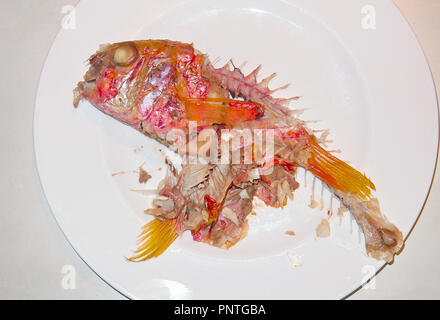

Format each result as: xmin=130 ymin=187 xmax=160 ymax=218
xmin=113 ymin=43 xmax=138 ymax=66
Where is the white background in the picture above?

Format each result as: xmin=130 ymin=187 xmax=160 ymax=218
xmin=0 ymin=0 xmax=438 ymax=299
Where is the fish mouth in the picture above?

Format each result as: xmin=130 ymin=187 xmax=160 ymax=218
xmin=73 ymin=49 xmax=107 ymax=107
xmin=73 ymin=79 xmax=96 ymax=108
xmin=84 ymin=55 xmax=104 ymax=82
xmin=73 ymin=82 xmax=85 ymax=108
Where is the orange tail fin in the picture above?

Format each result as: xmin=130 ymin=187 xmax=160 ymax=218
xmin=127 ymin=218 xmax=178 ymax=262
xmin=307 ymin=138 xmax=375 ymax=200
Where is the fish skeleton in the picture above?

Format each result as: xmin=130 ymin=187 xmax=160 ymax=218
xmin=74 ymin=40 xmax=403 ymax=263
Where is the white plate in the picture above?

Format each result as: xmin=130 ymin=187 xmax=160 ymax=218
xmin=34 ymin=0 xmax=438 ymax=299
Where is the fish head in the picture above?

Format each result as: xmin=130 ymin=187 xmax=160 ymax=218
xmin=73 ymin=41 xmax=147 ymax=125
xmin=74 ymin=40 xmax=263 ymax=135
xmin=73 ymin=40 xmax=188 ymax=133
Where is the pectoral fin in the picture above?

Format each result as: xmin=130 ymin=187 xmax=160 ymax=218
xmin=127 ymin=218 xmax=178 ymax=262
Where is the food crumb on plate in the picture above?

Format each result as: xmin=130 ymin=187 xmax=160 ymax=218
xmin=316 ymin=218 xmax=330 ymax=238
xmin=309 ymin=199 xmax=319 ymax=209
xmin=138 ymin=166 xmax=152 ymax=184
xmin=111 ymin=170 xmax=126 ymax=176
xmin=133 ymin=145 xmax=144 ymax=153
xmin=286 ymin=251 xmax=302 ymax=267
xmin=285 ymin=230 xmax=296 ymax=236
